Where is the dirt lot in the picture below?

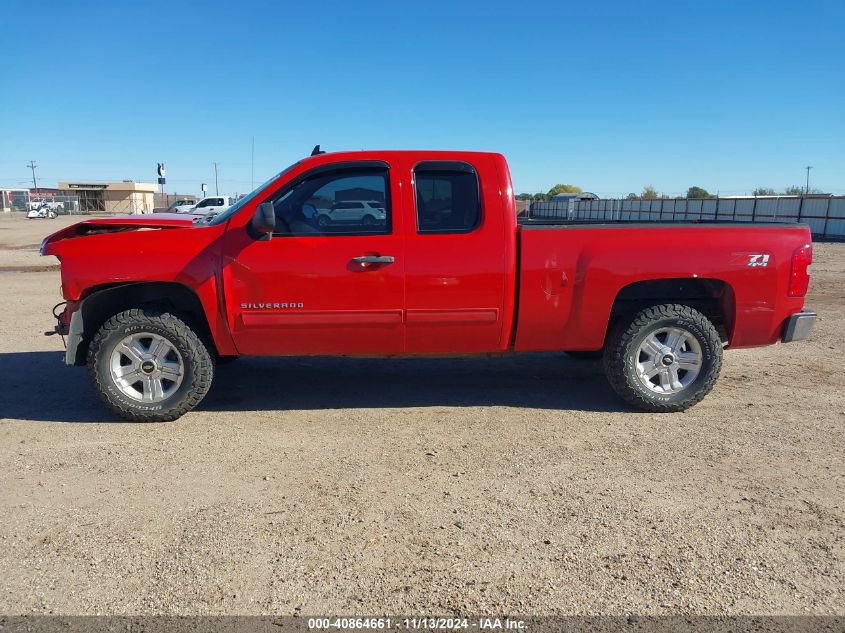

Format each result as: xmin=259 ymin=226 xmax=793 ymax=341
xmin=0 ymin=214 xmax=843 ymax=616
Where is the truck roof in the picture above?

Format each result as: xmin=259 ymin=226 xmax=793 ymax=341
xmin=298 ymin=149 xmax=507 ymax=166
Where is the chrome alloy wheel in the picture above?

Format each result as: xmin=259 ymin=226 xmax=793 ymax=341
xmin=636 ymin=326 xmax=702 ymax=394
xmin=109 ymin=332 xmax=184 ymax=402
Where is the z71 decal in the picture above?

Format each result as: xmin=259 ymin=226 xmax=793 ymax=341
xmin=730 ymin=253 xmax=770 ymax=268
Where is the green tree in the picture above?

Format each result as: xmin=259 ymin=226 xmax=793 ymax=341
xmin=515 ymin=193 xmax=534 ymax=201
xmin=784 ymin=186 xmax=803 ymax=195
xmin=753 ymin=187 xmax=777 ymax=196
xmin=641 ymin=185 xmax=659 ymax=200
xmin=547 ymin=184 xmax=582 ymax=197
xmin=686 ymin=186 xmax=713 ymax=199
xmin=626 ymin=192 xmax=639 ymax=200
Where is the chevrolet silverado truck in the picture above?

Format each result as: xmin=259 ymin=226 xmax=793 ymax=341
xmin=41 ymin=149 xmax=816 ymax=422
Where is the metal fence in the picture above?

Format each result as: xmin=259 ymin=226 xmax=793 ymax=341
xmin=526 ymin=196 xmax=845 ymax=240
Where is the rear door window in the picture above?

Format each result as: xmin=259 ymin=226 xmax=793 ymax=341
xmin=414 ymin=162 xmax=481 ymax=233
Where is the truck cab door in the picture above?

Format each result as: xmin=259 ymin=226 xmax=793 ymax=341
xmin=222 ymin=161 xmax=405 ymax=355
xmin=402 ymin=157 xmax=508 ymax=353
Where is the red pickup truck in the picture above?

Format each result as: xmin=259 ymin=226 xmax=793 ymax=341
xmin=42 ymin=149 xmax=815 ymax=422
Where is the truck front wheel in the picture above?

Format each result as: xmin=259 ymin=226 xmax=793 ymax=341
xmin=87 ymin=309 xmax=214 ymax=422
xmin=603 ymin=304 xmax=722 ymax=412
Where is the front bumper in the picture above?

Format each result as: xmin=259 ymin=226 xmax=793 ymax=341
xmin=783 ymin=310 xmax=816 ymax=342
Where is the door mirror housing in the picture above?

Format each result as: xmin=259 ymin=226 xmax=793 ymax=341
xmin=251 ymin=202 xmax=275 ymax=239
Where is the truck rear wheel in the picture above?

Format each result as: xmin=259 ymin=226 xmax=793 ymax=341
xmin=87 ymin=309 xmax=214 ymax=422
xmin=603 ymin=304 xmax=722 ymax=412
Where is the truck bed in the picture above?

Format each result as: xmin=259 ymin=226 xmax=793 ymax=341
xmin=513 ymin=221 xmax=812 ymax=352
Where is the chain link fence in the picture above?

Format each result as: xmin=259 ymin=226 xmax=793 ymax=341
xmin=1 ymin=190 xmax=159 ymax=215
xmin=1 ymin=190 xmax=81 ymax=214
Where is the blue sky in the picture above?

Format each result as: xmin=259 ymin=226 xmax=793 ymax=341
xmin=2 ymin=0 xmax=843 ymax=197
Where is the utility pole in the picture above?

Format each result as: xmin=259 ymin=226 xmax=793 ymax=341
xmin=805 ymin=166 xmax=813 ymax=195
xmin=27 ymin=160 xmax=38 ymax=191
xmin=213 ymin=162 xmax=219 ymax=195
xmin=251 ymin=136 xmax=255 ymax=190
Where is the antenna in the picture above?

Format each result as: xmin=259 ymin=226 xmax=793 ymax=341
xmin=311 ymin=145 xmax=325 ymax=156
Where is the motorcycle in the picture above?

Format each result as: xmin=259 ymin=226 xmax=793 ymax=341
xmin=26 ymin=203 xmax=58 ymax=219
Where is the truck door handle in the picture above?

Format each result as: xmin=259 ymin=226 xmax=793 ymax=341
xmin=351 ymin=255 xmax=395 ymax=266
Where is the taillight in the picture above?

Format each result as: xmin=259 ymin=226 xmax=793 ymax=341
xmin=788 ymin=243 xmax=812 ymax=297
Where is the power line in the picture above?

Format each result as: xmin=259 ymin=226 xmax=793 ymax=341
xmin=213 ymin=162 xmax=219 ymax=195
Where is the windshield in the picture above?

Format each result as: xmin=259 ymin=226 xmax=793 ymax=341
xmin=207 ymin=162 xmax=300 ymax=226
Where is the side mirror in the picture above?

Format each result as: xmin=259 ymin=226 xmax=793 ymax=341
xmin=251 ymin=202 xmax=275 ymax=239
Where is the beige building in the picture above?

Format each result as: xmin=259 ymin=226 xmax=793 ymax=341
xmin=58 ymin=181 xmax=157 ymax=214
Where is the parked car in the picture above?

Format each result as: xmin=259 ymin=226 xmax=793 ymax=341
xmin=157 ymin=199 xmax=198 ymax=214
xmin=185 ymin=196 xmax=233 ymax=216
xmin=42 ymin=149 xmax=815 ymax=422
xmin=316 ymin=200 xmax=386 ymax=228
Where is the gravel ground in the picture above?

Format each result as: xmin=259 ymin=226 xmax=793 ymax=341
xmin=0 ymin=214 xmax=843 ymax=615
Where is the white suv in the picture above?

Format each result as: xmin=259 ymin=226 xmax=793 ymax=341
xmin=187 ymin=196 xmax=233 ymax=216
xmin=316 ymin=200 xmax=386 ymax=228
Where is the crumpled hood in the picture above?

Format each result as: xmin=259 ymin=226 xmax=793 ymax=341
xmin=41 ymin=214 xmax=197 ymax=256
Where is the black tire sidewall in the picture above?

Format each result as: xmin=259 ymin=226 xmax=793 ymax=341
xmin=93 ymin=319 xmax=200 ymax=415
xmin=623 ymin=314 xmax=719 ymax=407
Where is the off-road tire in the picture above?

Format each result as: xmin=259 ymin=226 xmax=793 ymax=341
xmin=87 ymin=308 xmax=214 ymax=422
xmin=603 ymin=303 xmax=722 ymax=412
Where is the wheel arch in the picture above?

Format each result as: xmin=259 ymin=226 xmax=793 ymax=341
xmin=68 ymin=281 xmax=217 ymax=366
xmin=607 ymin=277 xmax=736 ymax=344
